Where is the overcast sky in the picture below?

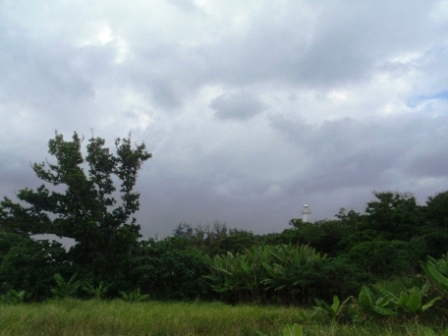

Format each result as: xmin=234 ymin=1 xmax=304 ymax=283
xmin=1 ymin=0 xmax=448 ymax=238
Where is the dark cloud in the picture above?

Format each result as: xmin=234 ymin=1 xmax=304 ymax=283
xmin=129 ymin=110 xmax=448 ymax=236
xmin=270 ymin=113 xmax=448 ymax=196
xmin=210 ymin=91 xmax=266 ymax=120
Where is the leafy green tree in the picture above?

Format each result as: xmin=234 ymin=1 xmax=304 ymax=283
xmin=425 ymin=191 xmax=448 ymax=226
xmin=0 ymin=230 xmax=71 ymax=300
xmin=216 ymin=229 xmax=258 ymax=255
xmin=172 ymin=223 xmax=195 ymax=238
xmin=0 ymin=132 xmax=151 ymax=274
xmin=420 ymin=225 xmax=448 ymax=259
xmin=421 ymin=192 xmax=448 ymax=257
xmin=365 ymin=192 xmax=422 ymax=240
xmin=335 ymin=193 xmax=427 ymax=278
xmin=346 ymin=238 xmax=414 ymax=276
xmin=290 ymin=219 xmax=352 ymax=256
xmin=172 ymin=222 xmax=258 ymax=256
xmin=130 ymin=237 xmax=210 ymax=300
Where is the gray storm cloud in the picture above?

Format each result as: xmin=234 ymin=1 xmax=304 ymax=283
xmin=0 ymin=0 xmax=447 ymax=237
xmin=210 ymin=91 xmax=266 ymax=120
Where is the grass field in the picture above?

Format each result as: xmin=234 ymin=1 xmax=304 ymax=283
xmin=0 ymin=299 xmax=444 ymax=335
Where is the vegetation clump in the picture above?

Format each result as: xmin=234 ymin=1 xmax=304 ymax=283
xmin=1 ymin=131 xmax=448 ymax=334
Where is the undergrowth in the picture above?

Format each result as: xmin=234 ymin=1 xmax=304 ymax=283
xmin=0 ymin=299 xmax=445 ymax=336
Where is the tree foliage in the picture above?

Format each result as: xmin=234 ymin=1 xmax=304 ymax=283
xmin=0 ymin=132 xmax=151 ymax=272
xmin=0 ymin=230 xmax=70 ymax=300
xmin=130 ymin=237 xmax=210 ymax=300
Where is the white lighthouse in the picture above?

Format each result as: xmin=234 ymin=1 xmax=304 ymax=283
xmin=301 ymin=204 xmax=311 ymax=223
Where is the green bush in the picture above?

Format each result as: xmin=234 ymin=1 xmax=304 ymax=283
xmin=51 ymin=273 xmax=82 ymax=299
xmin=206 ymin=244 xmax=359 ymax=305
xmin=129 ymin=237 xmax=211 ymax=300
xmin=0 ymin=233 xmax=74 ymax=300
xmin=119 ymin=288 xmax=149 ymax=302
xmin=0 ymin=289 xmax=26 ymax=305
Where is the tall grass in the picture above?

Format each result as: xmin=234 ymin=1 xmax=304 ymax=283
xmin=0 ymin=299 xmax=304 ymax=335
xmin=0 ymin=299 xmax=443 ymax=335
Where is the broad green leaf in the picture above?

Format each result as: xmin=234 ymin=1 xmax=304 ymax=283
xmin=405 ymin=288 xmax=422 ymax=313
xmin=371 ymin=305 xmax=396 ymax=316
xmin=397 ymin=292 xmax=408 ymax=308
xmin=358 ymin=285 xmax=374 ymax=307
xmin=282 ymin=323 xmax=303 ymax=336
xmin=330 ymin=295 xmax=340 ymax=313
xmin=426 ymin=261 xmax=448 ymax=291
xmin=375 ymin=296 xmax=390 ymax=307
xmin=377 ymin=287 xmax=398 ymax=303
xmin=421 ymin=296 xmax=441 ymax=311
xmin=421 ymin=282 xmax=431 ymax=294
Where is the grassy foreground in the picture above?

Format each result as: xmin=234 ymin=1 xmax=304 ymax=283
xmin=0 ymin=299 xmax=443 ymax=336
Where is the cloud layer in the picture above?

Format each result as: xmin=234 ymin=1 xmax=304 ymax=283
xmin=1 ymin=0 xmax=448 ymax=237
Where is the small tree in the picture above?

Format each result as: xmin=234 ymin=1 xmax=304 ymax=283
xmin=0 ymin=132 xmax=151 ymax=274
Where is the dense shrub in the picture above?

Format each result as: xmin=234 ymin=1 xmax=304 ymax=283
xmin=129 ymin=237 xmax=211 ymax=300
xmin=205 ymin=244 xmax=362 ymax=305
xmin=0 ymin=232 xmax=74 ymax=300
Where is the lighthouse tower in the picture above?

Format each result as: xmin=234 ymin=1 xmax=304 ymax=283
xmin=301 ymin=204 xmax=311 ymax=223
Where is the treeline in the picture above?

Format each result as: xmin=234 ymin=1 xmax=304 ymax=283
xmin=1 ymin=190 xmax=448 ymax=304
xmin=1 ymin=132 xmax=448 ymax=309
